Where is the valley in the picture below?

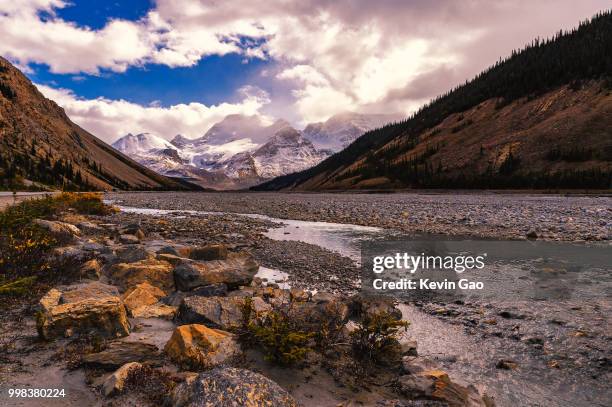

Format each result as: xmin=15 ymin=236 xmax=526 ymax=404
xmin=112 ymin=113 xmax=398 ymax=190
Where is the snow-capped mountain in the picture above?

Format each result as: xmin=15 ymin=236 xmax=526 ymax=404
xmin=112 ymin=133 xmax=176 ymax=155
xmin=112 ymin=112 xmax=398 ymax=189
xmin=303 ymin=112 xmax=401 ymax=150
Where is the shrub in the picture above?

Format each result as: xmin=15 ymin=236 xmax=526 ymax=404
xmin=247 ymin=308 xmax=314 ymax=366
xmin=124 ymin=365 xmax=177 ymax=405
xmin=350 ymin=312 xmax=409 ymax=365
xmin=0 ymin=192 xmax=113 ymax=301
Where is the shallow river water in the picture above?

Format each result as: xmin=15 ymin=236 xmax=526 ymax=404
xmin=112 ymin=202 xmax=611 ymax=407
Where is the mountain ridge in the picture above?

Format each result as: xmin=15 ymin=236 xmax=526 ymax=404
xmin=112 ymin=112 xmax=391 ymax=189
xmin=0 ymin=57 xmax=195 ymax=191
xmin=253 ymin=11 xmax=612 ymax=191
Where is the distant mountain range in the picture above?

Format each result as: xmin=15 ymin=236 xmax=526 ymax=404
xmin=0 ymin=57 xmax=194 ymax=191
xmin=112 ymin=112 xmax=397 ymax=189
xmin=255 ymin=11 xmax=612 ymax=191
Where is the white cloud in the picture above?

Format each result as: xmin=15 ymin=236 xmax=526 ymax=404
xmin=36 ymin=84 xmax=270 ymax=143
xmin=3 ymin=0 xmax=609 ymax=127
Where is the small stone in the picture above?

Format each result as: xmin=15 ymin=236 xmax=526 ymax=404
xmin=526 ymin=230 xmax=538 ymax=239
xmin=118 ymin=234 xmax=140 ymax=244
xmin=496 ymin=359 xmax=518 ymax=370
xmin=79 ymin=259 xmax=102 ymax=280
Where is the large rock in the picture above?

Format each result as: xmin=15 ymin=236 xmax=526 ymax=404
xmin=178 ymin=296 xmax=271 ymax=330
xmin=36 ymin=290 xmax=130 ymax=339
xmin=162 ymin=283 xmax=228 ymax=307
xmin=131 ymin=303 xmax=177 ymax=319
xmin=173 ymin=254 xmax=258 ymax=291
xmin=187 ymin=244 xmax=228 ymax=261
xmin=122 ymin=282 xmax=166 ymax=315
xmin=81 ymin=341 xmax=161 ymax=370
xmin=164 ymin=324 xmax=241 ymax=368
xmin=102 ymin=362 xmax=142 ymax=397
xmin=115 ymin=245 xmax=153 ymax=263
xmin=109 ymin=258 xmax=174 ymax=293
xmin=33 ymin=219 xmax=81 ymax=243
xmin=397 ymin=369 xmax=489 ymax=406
xmin=170 ymin=367 xmax=297 ymax=407
xmin=57 ymin=281 xmax=120 ymax=303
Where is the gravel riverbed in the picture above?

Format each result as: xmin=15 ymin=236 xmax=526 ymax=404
xmin=106 ymin=191 xmax=611 ymax=242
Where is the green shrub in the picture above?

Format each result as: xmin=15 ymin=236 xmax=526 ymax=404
xmin=0 ymin=192 xmax=113 ymax=301
xmin=248 ymin=309 xmax=315 ymax=366
xmin=350 ymin=312 xmax=409 ymax=364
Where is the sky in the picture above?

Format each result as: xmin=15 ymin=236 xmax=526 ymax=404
xmin=0 ymin=0 xmax=609 ymax=143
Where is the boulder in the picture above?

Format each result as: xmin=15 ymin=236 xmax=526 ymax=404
xmin=115 ymin=245 xmax=153 ymax=263
xmin=170 ymin=367 xmax=297 ymax=407
xmin=102 ymin=362 xmax=142 ymax=397
xmin=178 ymin=296 xmax=270 ymax=330
xmin=109 ymin=258 xmax=174 ymax=293
xmin=173 ymin=254 xmax=258 ymax=291
xmin=58 ymin=281 xmax=120 ymax=304
xmin=122 ymin=282 xmax=166 ymax=315
xmin=162 ymin=283 xmax=228 ymax=307
xmin=82 ymin=341 xmax=161 ymax=370
xmin=131 ymin=303 xmax=177 ymax=319
xmin=37 ymin=291 xmax=129 ymax=340
xmin=33 ymin=219 xmax=81 ymax=243
xmin=79 ymin=259 xmax=102 ymax=280
xmin=164 ymin=324 xmax=241 ymax=368
xmin=348 ymin=293 xmax=402 ymax=320
xmin=187 ymin=244 xmax=228 ymax=261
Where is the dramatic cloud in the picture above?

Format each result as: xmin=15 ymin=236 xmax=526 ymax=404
xmin=36 ymin=84 xmax=271 ymax=143
xmin=3 ymin=0 xmax=609 ymax=126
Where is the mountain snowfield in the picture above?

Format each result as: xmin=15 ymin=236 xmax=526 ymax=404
xmin=112 ymin=113 xmax=396 ymax=189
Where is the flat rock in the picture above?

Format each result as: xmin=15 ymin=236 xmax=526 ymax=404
xmin=178 ymin=296 xmax=258 ymax=330
xmin=187 ymin=244 xmax=228 ymax=261
xmin=173 ymin=254 xmax=258 ymax=291
xmin=162 ymin=283 xmax=228 ymax=307
xmin=82 ymin=341 xmax=161 ymax=370
xmin=131 ymin=303 xmax=177 ymax=319
xmin=109 ymin=258 xmax=174 ymax=293
xmin=115 ymin=245 xmax=153 ymax=263
xmin=122 ymin=282 xmax=166 ymax=315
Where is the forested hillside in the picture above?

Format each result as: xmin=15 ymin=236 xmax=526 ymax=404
xmin=254 ymin=11 xmax=612 ymax=191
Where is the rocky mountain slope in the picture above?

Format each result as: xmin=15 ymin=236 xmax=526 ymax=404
xmin=0 ymin=57 xmax=192 ymax=191
xmin=255 ymin=12 xmax=612 ymax=191
xmin=113 ymin=113 xmax=387 ymax=190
